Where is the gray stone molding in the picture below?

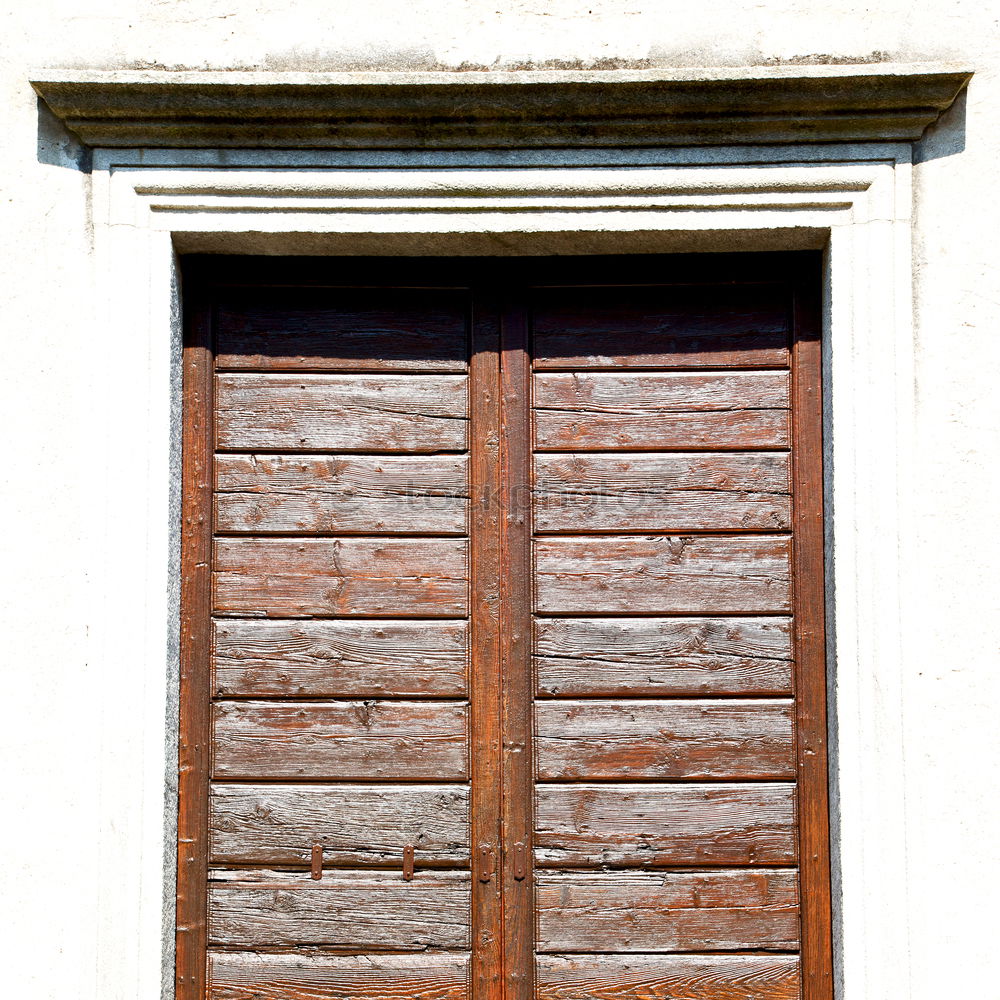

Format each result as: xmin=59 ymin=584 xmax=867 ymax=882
xmin=32 ymin=64 xmax=971 ymax=149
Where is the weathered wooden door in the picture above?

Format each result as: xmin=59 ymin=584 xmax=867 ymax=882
xmin=178 ymin=255 xmax=832 ymax=1000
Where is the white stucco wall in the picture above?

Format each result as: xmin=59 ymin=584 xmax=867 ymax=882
xmin=1 ymin=3 xmax=997 ymax=998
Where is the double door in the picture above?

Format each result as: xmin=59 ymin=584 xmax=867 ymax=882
xmin=177 ymin=255 xmax=832 ymax=1000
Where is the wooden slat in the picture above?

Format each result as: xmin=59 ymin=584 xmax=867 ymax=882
xmin=208 ymin=870 xmax=470 ymax=950
xmin=213 ymin=538 xmax=468 ymax=617
xmin=216 ymin=374 xmax=468 ymax=452
xmin=534 ymin=784 xmax=796 ymax=866
xmin=534 ymin=617 xmax=793 ymax=697
xmin=531 ymin=285 xmax=790 ymax=370
xmin=536 ymin=870 xmax=800 ymax=952
xmin=213 ymin=620 xmax=468 ymax=698
xmin=215 ymin=288 xmax=470 ymax=372
xmin=536 ymin=954 xmax=800 ymax=1000
xmin=212 ymin=701 xmax=469 ymax=780
xmin=500 ymin=295 xmax=536 ymax=1000
xmin=534 ymin=372 xmax=789 ymax=451
xmin=535 ymin=536 xmax=792 ymax=614
xmin=791 ymin=267 xmax=835 ymax=1000
xmin=208 ymin=952 xmax=470 ymax=1000
xmin=536 ymin=701 xmax=795 ymax=780
xmin=534 ymin=453 xmax=790 ymax=532
xmin=215 ymin=454 xmax=469 ymax=534
xmin=209 ymin=784 xmax=469 ymax=865
xmin=176 ymin=294 xmax=214 ymax=1000
xmin=468 ymin=293 xmax=504 ymax=1000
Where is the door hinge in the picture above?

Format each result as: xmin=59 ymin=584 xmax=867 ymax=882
xmin=311 ymin=842 xmax=323 ymax=880
xmin=403 ymin=845 xmax=415 ymax=881
xmin=512 ymin=840 xmax=528 ymax=881
xmin=478 ymin=844 xmax=496 ymax=883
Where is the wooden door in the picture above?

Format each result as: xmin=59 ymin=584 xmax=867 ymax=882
xmin=178 ymin=255 xmax=832 ymax=1000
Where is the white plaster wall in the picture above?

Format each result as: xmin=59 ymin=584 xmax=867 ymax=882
xmin=1 ymin=3 xmax=997 ymax=998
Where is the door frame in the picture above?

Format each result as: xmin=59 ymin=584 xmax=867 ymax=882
xmin=86 ymin=145 xmax=916 ymax=999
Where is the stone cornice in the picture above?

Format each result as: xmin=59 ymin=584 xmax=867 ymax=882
xmin=32 ymin=64 xmax=972 ymax=149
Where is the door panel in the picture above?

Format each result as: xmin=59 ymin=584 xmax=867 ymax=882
xmin=208 ymin=953 xmax=471 ymax=1000
xmin=208 ymin=870 xmax=472 ymax=949
xmin=212 ymin=619 xmax=470 ymax=698
xmin=214 ymin=454 xmax=470 ymax=534
xmin=533 ymin=784 xmax=797 ymax=866
xmin=179 ymin=256 xmax=831 ymax=1000
xmin=215 ymin=373 xmax=469 ymax=451
xmin=533 ymin=617 xmax=794 ymax=697
xmin=526 ymin=269 xmax=821 ymax=1000
xmin=181 ymin=279 xmax=480 ymax=1000
xmin=209 ymin=783 xmax=470 ymax=865
xmin=533 ymin=452 xmax=792 ymax=532
xmin=535 ymin=870 xmax=800 ymax=952
xmin=535 ymin=955 xmax=800 ymax=1000
xmin=533 ymin=372 xmax=790 ymax=450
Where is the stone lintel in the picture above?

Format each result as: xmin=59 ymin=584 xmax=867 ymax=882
xmin=31 ymin=64 xmax=972 ymax=149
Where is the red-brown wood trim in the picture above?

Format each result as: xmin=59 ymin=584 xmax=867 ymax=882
xmin=470 ymin=289 xmax=504 ymax=1000
xmin=791 ymin=264 xmax=834 ymax=1000
xmin=176 ymin=292 xmax=215 ymax=1000
xmin=499 ymin=292 xmax=535 ymax=1000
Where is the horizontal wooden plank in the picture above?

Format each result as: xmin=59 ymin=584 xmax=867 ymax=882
xmin=535 ymin=536 xmax=792 ymax=614
xmin=531 ymin=285 xmax=789 ymax=370
xmin=535 ymin=784 xmax=796 ymax=865
xmin=214 ymin=538 xmax=469 ymax=617
xmin=213 ymin=620 xmax=468 ymax=698
xmin=534 ymin=372 xmax=789 ymax=450
xmin=216 ymin=374 xmax=468 ymax=451
xmin=215 ymin=288 xmax=470 ymax=372
xmin=212 ymin=701 xmax=469 ymax=780
xmin=209 ymin=784 xmax=469 ymax=865
xmin=215 ymin=455 xmax=469 ymax=534
xmin=208 ymin=870 xmax=470 ymax=950
xmin=209 ymin=952 xmax=470 ymax=1000
xmin=534 ymin=617 xmax=793 ymax=697
xmin=536 ymin=701 xmax=795 ymax=780
xmin=536 ymin=954 xmax=800 ymax=1000
xmin=536 ymin=870 xmax=800 ymax=952
xmin=534 ymin=453 xmax=790 ymax=532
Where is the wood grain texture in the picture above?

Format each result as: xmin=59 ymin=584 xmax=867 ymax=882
xmin=176 ymin=295 xmax=214 ymax=1000
xmin=468 ymin=294 xmax=504 ymax=1000
xmin=536 ymin=870 xmax=799 ymax=952
xmin=213 ymin=538 xmax=468 ymax=617
xmin=535 ymin=701 xmax=795 ymax=780
xmin=208 ymin=952 xmax=470 ymax=1000
xmin=213 ymin=619 xmax=468 ymax=698
xmin=791 ymin=269 xmax=834 ymax=1000
xmin=212 ymin=701 xmax=469 ymax=780
xmin=534 ymin=617 xmax=793 ymax=697
xmin=499 ymin=296 xmax=535 ymax=1000
xmin=216 ymin=374 xmax=468 ymax=452
xmin=215 ymin=288 xmax=470 ymax=372
xmin=215 ymin=454 xmax=469 ymax=534
xmin=534 ymin=372 xmax=789 ymax=451
xmin=536 ymin=954 xmax=800 ymax=1000
xmin=208 ymin=870 xmax=471 ymax=950
xmin=531 ymin=284 xmax=789 ymax=370
xmin=209 ymin=784 xmax=469 ymax=865
xmin=534 ymin=784 xmax=796 ymax=866
xmin=534 ymin=453 xmax=790 ymax=532
xmin=535 ymin=536 xmax=792 ymax=614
